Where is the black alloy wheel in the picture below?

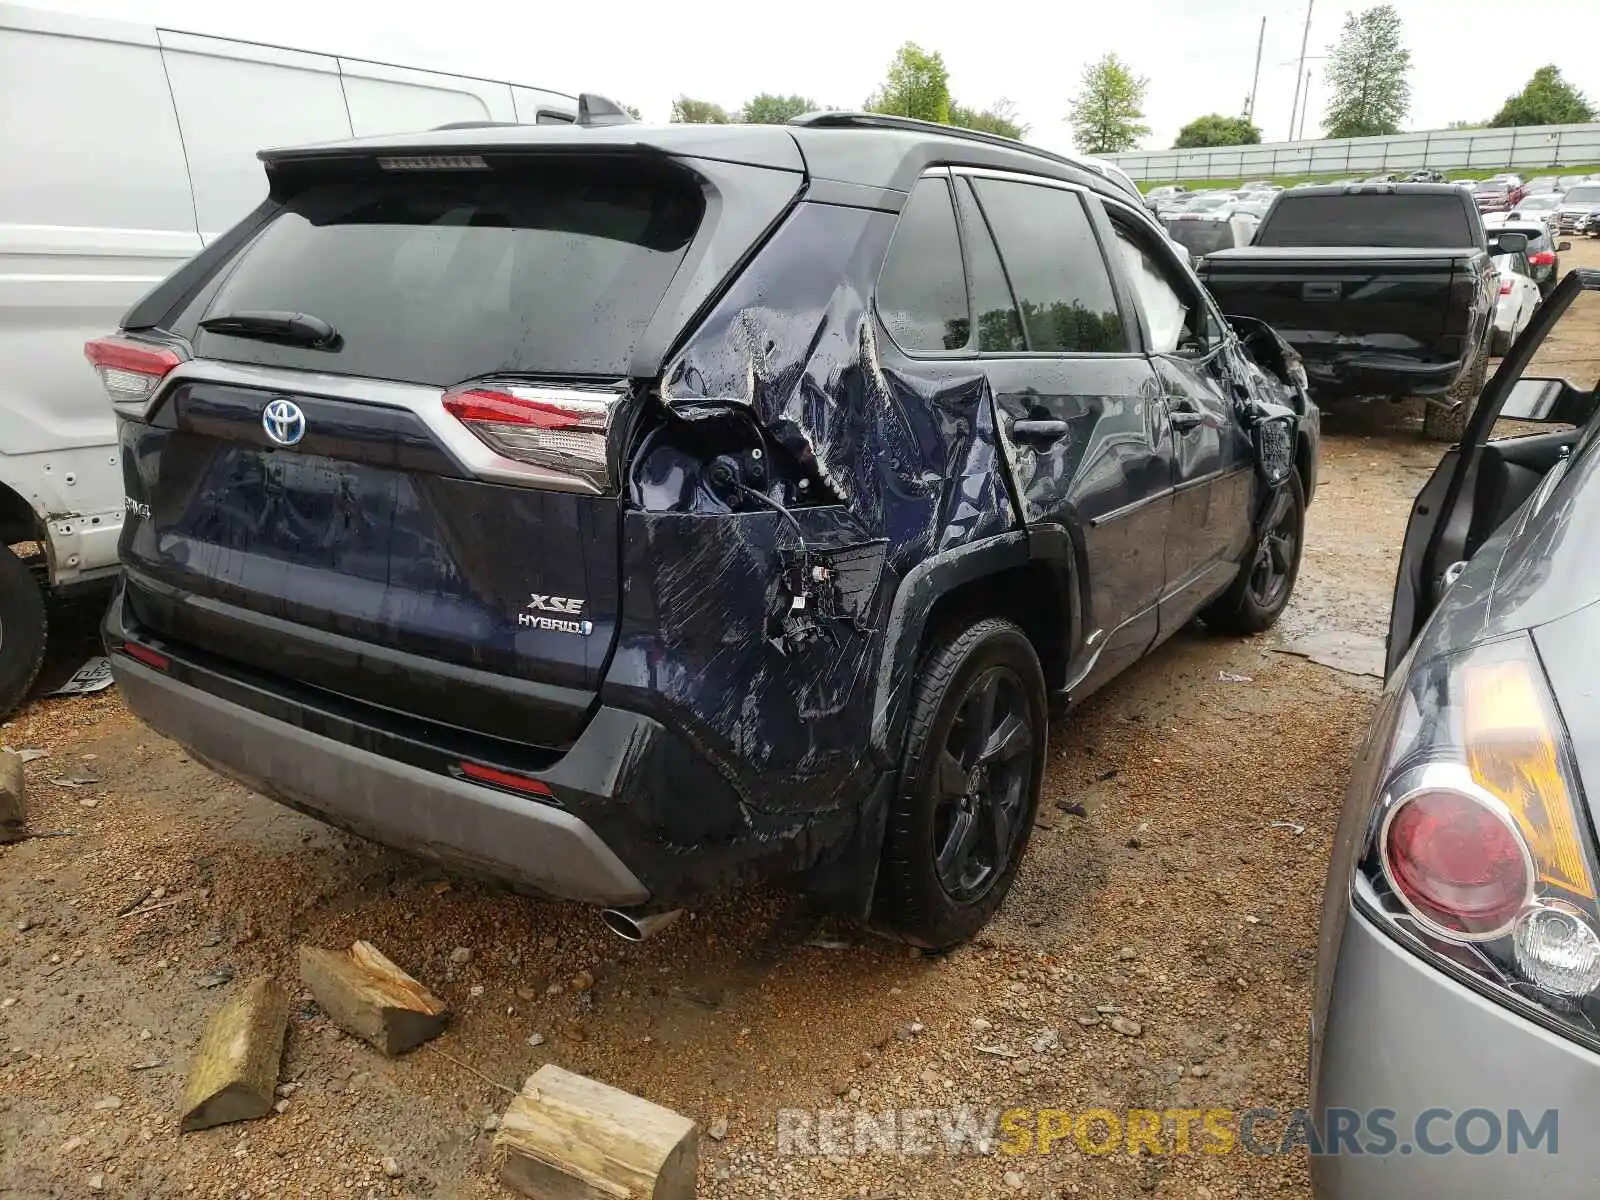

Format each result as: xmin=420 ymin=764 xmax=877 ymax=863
xmin=931 ymin=666 xmax=1033 ymax=903
xmin=873 ymin=618 xmax=1047 ymax=949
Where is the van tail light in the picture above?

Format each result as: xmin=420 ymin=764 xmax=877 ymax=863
xmin=442 ymin=383 xmax=620 ymax=489
xmin=1500 ymin=280 xmax=1514 ymax=295
xmin=1528 ymin=250 xmax=1556 ymax=267
xmin=1355 ymin=635 xmax=1600 ymax=1029
xmin=84 ymin=336 xmax=181 ymax=405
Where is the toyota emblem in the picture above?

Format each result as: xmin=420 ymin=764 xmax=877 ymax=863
xmin=262 ymin=398 xmax=306 ymax=447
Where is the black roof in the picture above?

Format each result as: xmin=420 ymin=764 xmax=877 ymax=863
xmin=257 ymin=112 xmax=1141 ymax=208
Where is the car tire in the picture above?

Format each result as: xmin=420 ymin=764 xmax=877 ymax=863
xmin=872 ymin=617 xmax=1047 ymax=950
xmin=1423 ymin=343 xmax=1489 ymax=442
xmin=1489 ymin=326 xmax=1510 ymax=356
xmin=1202 ymin=470 xmax=1306 ymax=636
xmin=0 ymin=544 xmax=48 ymax=720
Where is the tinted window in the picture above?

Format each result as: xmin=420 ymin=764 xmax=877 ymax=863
xmin=193 ymin=160 xmax=703 ymax=385
xmin=1565 ymin=186 xmax=1600 ymax=203
xmin=877 ymin=178 xmax=971 ymax=352
xmin=1254 ymin=194 xmax=1474 ymax=248
xmin=972 ymin=179 xmax=1128 ymax=353
xmin=1165 ymin=219 xmax=1240 ymax=257
xmin=955 ymin=181 xmax=1026 ymax=353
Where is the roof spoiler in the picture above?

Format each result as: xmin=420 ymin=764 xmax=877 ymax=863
xmin=577 ymin=93 xmax=635 ymax=126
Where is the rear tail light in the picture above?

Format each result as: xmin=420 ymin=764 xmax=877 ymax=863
xmin=1380 ymin=782 xmax=1532 ymax=939
xmin=1500 ymin=280 xmax=1514 ymax=295
xmin=1356 ymin=635 xmax=1600 ymax=1031
xmin=442 ymin=383 xmax=620 ymax=489
xmin=1529 ymin=250 xmax=1556 ymax=267
xmin=84 ymin=336 xmax=181 ymax=405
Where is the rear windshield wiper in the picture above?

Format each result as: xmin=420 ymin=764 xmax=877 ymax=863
xmin=198 ymin=310 xmax=340 ymax=350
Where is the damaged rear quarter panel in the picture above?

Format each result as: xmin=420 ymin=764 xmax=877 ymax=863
xmin=602 ymin=199 xmax=1018 ymax=835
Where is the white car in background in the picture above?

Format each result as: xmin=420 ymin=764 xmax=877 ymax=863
xmin=1490 ymin=251 xmax=1542 ymax=354
xmin=1497 ymin=192 xmax=1563 ymax=232
xmin=0 ymin=2 xmax=576 ymax=715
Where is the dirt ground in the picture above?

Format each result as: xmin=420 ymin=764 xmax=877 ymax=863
xmin=5 ymin=240 xmax=1600 ymax=1199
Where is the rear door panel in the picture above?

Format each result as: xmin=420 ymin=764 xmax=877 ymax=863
xmin=955 ymin=174 xmax=1171 ymax=688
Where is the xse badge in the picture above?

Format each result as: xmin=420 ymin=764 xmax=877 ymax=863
xmin=520 ymin=594 xmax=592 ymax=636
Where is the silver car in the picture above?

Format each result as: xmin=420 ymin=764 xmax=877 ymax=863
xmin=1313 ymin=271 xmax=1600 ymax=1196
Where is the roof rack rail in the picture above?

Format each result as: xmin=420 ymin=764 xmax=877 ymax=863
xmin=788 ymin=111 xmax=1141 ymax=198
xmin=432 ymin=120 xmax=526 ymax=131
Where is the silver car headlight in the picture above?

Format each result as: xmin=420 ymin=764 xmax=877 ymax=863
xmin=1354 ymin=634 xmax=1600 ymax=1031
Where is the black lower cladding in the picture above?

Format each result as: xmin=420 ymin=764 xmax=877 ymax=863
xmin=105 ymin=583 xmax=865 ymax=904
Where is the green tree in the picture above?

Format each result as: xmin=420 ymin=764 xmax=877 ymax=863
xmin=740 ymin=93 xmax=818 ymax=124
xmin=1173 ymin=114 xmax=1262 ymax=149
xmin=1446 ymin=119 xmax=1484 ymax=130
xmin=1322 ymin=5 xmax=1412 ymax=138
xmin=866 ymin=42 xmax=951 ymax=124
xmin=1491 ymin=66 xmax=1596 ymax=127
xmin=670 ymin=96 xmax=730 ymax=124
xmin=949 ymin=98 xmax=1028 ymax=140
xmin=1067 ymin=54 xmax=1150 ymax=154
xmin=624 ymin=104 xmax=642 ymax=121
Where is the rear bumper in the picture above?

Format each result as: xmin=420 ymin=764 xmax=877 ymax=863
xmin=1302 ymin=350 xmax=1468 ymax=402
xmin=1311 ymin=908 xmax=1598 ymax=1198
xmin=113 ymin=654 xmax=652 ymax=906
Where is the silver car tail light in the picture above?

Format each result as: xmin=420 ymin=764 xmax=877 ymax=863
xmin=1354 ymin=634 xmax=1600 ymax=1030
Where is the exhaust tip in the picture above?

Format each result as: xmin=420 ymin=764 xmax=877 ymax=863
xmin=600 ymin=907 xmax=682 ymax=943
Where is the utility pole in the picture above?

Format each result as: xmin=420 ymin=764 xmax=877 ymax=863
xmin=1288 ymin=0 xmax=1314 ymax=140
xmin=1246 ymin=16 xmax=1266 ymax=121
xmin=1298 ymin=70 xmax=1313 ymax=139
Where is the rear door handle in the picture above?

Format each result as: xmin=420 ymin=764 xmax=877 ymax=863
xmin=1302 ymin=280 xmax=1342 ymax=301
xmin=1012 ymin=418 xmax=1070 ymax=440
xmin=1166 ymin=401 xmax=1206 ymax=433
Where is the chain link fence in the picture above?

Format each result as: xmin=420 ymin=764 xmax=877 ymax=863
xmin=1107 ymin=123 xmax=1600 ymax=183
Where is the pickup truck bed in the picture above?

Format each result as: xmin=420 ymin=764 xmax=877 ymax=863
xmin=1199 ymin=244 xmax=1491 ymax=400
xmin=1194 ymin=185 xmax=1498 ymax=408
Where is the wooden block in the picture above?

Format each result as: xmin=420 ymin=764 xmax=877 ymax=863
xmin=180 ymin=976 xmax=289 ymax=1132
xmin=494 ymin=1063 xmax=698 ymax=1200
xmin=297 ymin=941 xmax=448 ymax=1056
xmin=0 ymin=750 xmax=24 ymax=843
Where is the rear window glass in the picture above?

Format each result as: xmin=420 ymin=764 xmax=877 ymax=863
xmin=1165 ymin=219 xmax=1239 ymax=257
xmin=1565 ymin=186 xmax=1600 ymax=204
xmin=192 ymin=161 xmax=704 ymax=385
xmin=1254 ymin=194 xmax=1474 ymax=248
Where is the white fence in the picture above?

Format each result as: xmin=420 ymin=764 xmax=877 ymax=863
xmin=1107 ymin=123 xmax=1600 ymax=183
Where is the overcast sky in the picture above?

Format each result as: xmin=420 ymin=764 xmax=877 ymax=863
xmin=28 ymin=0 xmax=1600 ymax=155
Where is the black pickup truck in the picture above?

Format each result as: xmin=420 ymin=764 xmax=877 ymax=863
xmin=1197 ymin=184 xmax=1503 ymax=439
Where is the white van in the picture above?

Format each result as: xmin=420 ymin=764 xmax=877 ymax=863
xmin=0 ymin=2 xmax=575 ymax=713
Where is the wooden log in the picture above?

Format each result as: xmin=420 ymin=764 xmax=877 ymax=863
xmin=494 ymin=1064 xmax=698 ymax=1200
xmin=0 ymin=750 xmax=25 ymax=843
xmin=297 ymin=941 xmax=448 ymax=1056
xmin=180 ymin=976 xmax=289 ymax=1132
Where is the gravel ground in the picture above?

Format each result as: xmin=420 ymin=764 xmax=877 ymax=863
xmin=6 ymin=243 xmax=1599 ymax=1198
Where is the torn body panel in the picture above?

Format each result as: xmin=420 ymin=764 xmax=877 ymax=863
xmin=615 ymin=198 xmax=1019 ymax=854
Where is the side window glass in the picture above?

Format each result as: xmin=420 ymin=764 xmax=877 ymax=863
xmin=955 ymin=181 xmax=1026 ymax=352
xmin=971 ymin=179 xmax=1129 ymax=354
xmin=1111 ymin=228 xmax=1192 ymax=355
xmin=1111 ymin=223 xmax=1225 ymax=356
xmin=877 ymin=177 xmax=971 ymax=353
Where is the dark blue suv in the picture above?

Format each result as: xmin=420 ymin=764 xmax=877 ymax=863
xmin=89 ymin=107 xmax=1318 ymax=948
